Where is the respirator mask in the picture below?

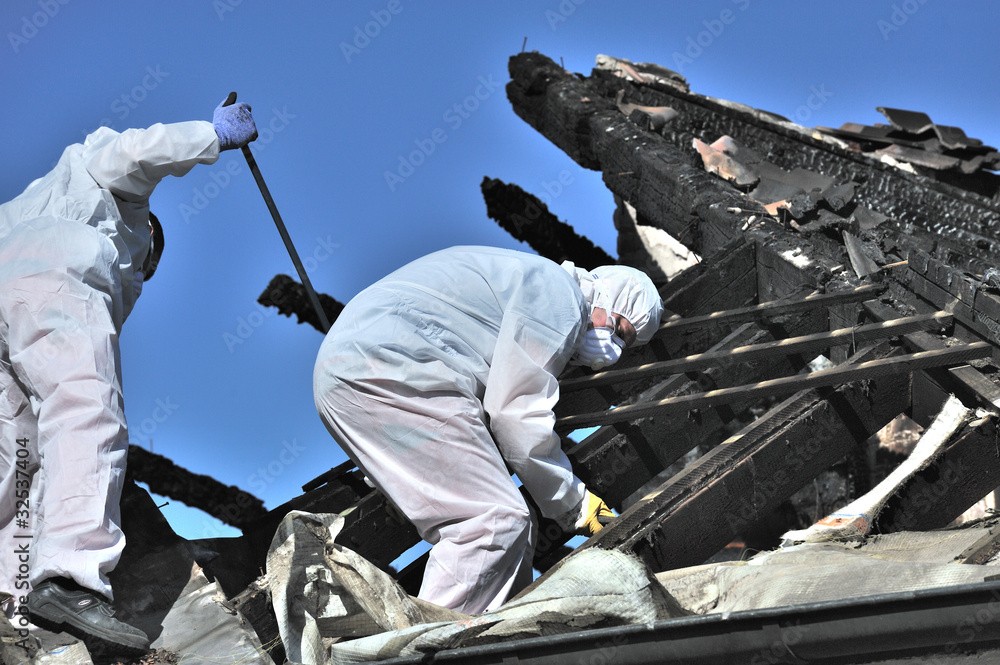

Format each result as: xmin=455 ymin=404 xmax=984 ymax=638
xmin=571 ymin=312 xmax=626 ymax=370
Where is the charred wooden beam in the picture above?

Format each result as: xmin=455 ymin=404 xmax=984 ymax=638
xmin=238 ymin=461 xmax=374 ymax=562
xmin=581 ymin=60 xmax=1000 ymax=258
xmin=509 ymin=50 xmax=1000 ymax=290
xmin=896 ymin=247 xmax=1000 ymax=346
xmin=875 ymin=415 xmax=1000 ymax=533
xmin=522 ymin=342 xmax=909 ymax=596
xmin=335 ymin=492 xmax=422 ymax=571
xmin=557 ymin=238 xmax=757 ymax=418
xmin=126 ymin=444 xmax=266 ymax=529
xmin=883 ymin=223 xmax=997 ymax=278
xmin=507 ymin=52 xmax=757 ymax=257
xmin=480 ymin=177 xmax=615 ymax=269
xmin=568 ymin=322 xmax=791 ymax=508
xmin=258 ymin=273 xmax=345 ymax=334
xmin=558 ymin=342 xmax=991 ymax=430
xmin=656 ymin=283 xmax=885 ymax=336
xmin=508 ymin=52 xmax=855 ymax=300
xmin=562 ymin=312 xmax=952 ymax=394
xmin=864 ymin=299 xmax=1000 ymax=420
xmin=894 ymin=269 xmax=1000 ymax=348
xmin=659 ymin=237 xmax=756 ymax=313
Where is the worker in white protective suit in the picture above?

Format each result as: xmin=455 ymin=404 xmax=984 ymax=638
xmin=0 ymin=100 xmax=257 ymax=652
xmin=313 ymin=245 xmax=663 ymax=614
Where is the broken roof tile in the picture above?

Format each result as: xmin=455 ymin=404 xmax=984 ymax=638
xmin=615 ymin=90 xmax=678 ymax=132
xmin=877 ymin=107 xmax=936 ymax=135
xmin=873 ymin=144 xmax=963 ymax=171
xmin=934 ymin=123 xmax=980 ymax=150
xmin=595 ymin=53 xmax=690 ymax=92
xmin=692 ymin=137 xmax=759 ymax=188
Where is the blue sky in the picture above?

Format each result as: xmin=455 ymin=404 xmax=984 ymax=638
xmin=1 ymin=1 xmax=997 ymax=543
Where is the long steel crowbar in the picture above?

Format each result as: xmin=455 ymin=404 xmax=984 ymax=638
xmin=223 ymin=91 xmax=331 ymax=333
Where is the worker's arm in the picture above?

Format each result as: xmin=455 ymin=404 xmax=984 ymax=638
xmin=83 ymin=121 xmax=220 ymax=203
xmin=483 ymin=311 xmax=586 ymax=527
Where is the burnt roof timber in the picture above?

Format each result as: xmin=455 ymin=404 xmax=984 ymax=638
xmin=876 ymin=417 xmax=1000 ymax=533
xmin=561 ymin=311 xmax=952 ymax=393
xmin=479 ymin=177 xmax=615 ymax=268
xmin=587 ymin=66 xmax=1000 ymax=233
xmin=519 ymin=340 xmax=909 ymax=594
xmin=656 ymin=283 xmax=885 ymax=335
xmin=556 ymin=238 xmax=759 ymax=417
xmin=589 ymin=69 xmax=1000 ymax=245
xmin=864 ymin=299 xmax=1000 ymax=417
xmin=508 ymin=53 xmax=760 ymax=259
xmin=126 ymin=444 xmax=267 ymax=529
xmin=908 ymin=247 xmax=1000 ymax=325
xmin=506 ymin=53 xmax=1000 ymax=255
xmin=258 ymin=273 xmax=345 ymax=334
xmin=894 ymin=266 xmax=1000 ymax=348
xmin=558 ymin=343 xmax=992 ymax=431
xmin=569 ymin=321 xmax=794 ymax=508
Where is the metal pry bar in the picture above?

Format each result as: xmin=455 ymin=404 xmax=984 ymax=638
xmin=223 ymin=91 xmax=331 ymax=333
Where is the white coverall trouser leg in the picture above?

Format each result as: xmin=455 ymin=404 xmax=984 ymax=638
xmin=315 ymin=377 xmax=537 ymax=615
xmin=0 ymin=264 xmax=127 ymax=602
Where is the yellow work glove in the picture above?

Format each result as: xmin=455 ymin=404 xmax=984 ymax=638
xmin=575 ymin=490 xmax=616 ymax=537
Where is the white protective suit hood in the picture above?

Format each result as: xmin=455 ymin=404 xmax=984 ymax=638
xmin=561 ymin=261 xmax=663 ymax=345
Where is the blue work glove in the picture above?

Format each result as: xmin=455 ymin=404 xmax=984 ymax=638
xmin=213 ymin=98 xmax=258 ymax=151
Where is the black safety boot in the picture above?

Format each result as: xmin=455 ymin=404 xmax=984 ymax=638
xmin=26 ymin=577 xmax=150 ymax=652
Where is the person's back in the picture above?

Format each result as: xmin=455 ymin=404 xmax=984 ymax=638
xmin=322 ymin=245 xmax=587 ymax=394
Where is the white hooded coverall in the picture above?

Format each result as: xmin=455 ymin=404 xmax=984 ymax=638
xmin=314 ymin=246 xmax=591 ymax=614
xmin=0 ymin=122 xmax=219 ymax=601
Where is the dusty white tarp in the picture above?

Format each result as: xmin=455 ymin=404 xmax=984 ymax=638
xmin=266 ymin=511 xmax=464 ymax=665
xmin=658 ymin=521 xmax=1000 ymax=615
xmin=329 ymin=547 xmax=684 ymax=664
xmin=150 ymin=566 xmax=268 ymax=662
xmin=266 ymin=511 xmax=684 ymax=664
xmin=9 ymin=562 xmax=268 ymax=664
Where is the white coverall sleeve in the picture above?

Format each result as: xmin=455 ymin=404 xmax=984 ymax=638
xmin=482 ymin=314 xmax=585 ymax=525
xmin=83 ymin=121 xmax=220 ymax=202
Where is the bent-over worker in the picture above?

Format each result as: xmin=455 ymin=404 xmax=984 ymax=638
xmin=313 ymin=245 xmax=662 ymax=614
xmin=0 ymin=99 xmax=257 ymax=651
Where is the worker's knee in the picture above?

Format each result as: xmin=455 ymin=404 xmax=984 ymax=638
xmin=485 ymin=502 xmax=534 ymax=550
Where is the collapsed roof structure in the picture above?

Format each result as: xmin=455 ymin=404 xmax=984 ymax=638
xmin=9 ymin=51 xmax=1000 ymax=664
